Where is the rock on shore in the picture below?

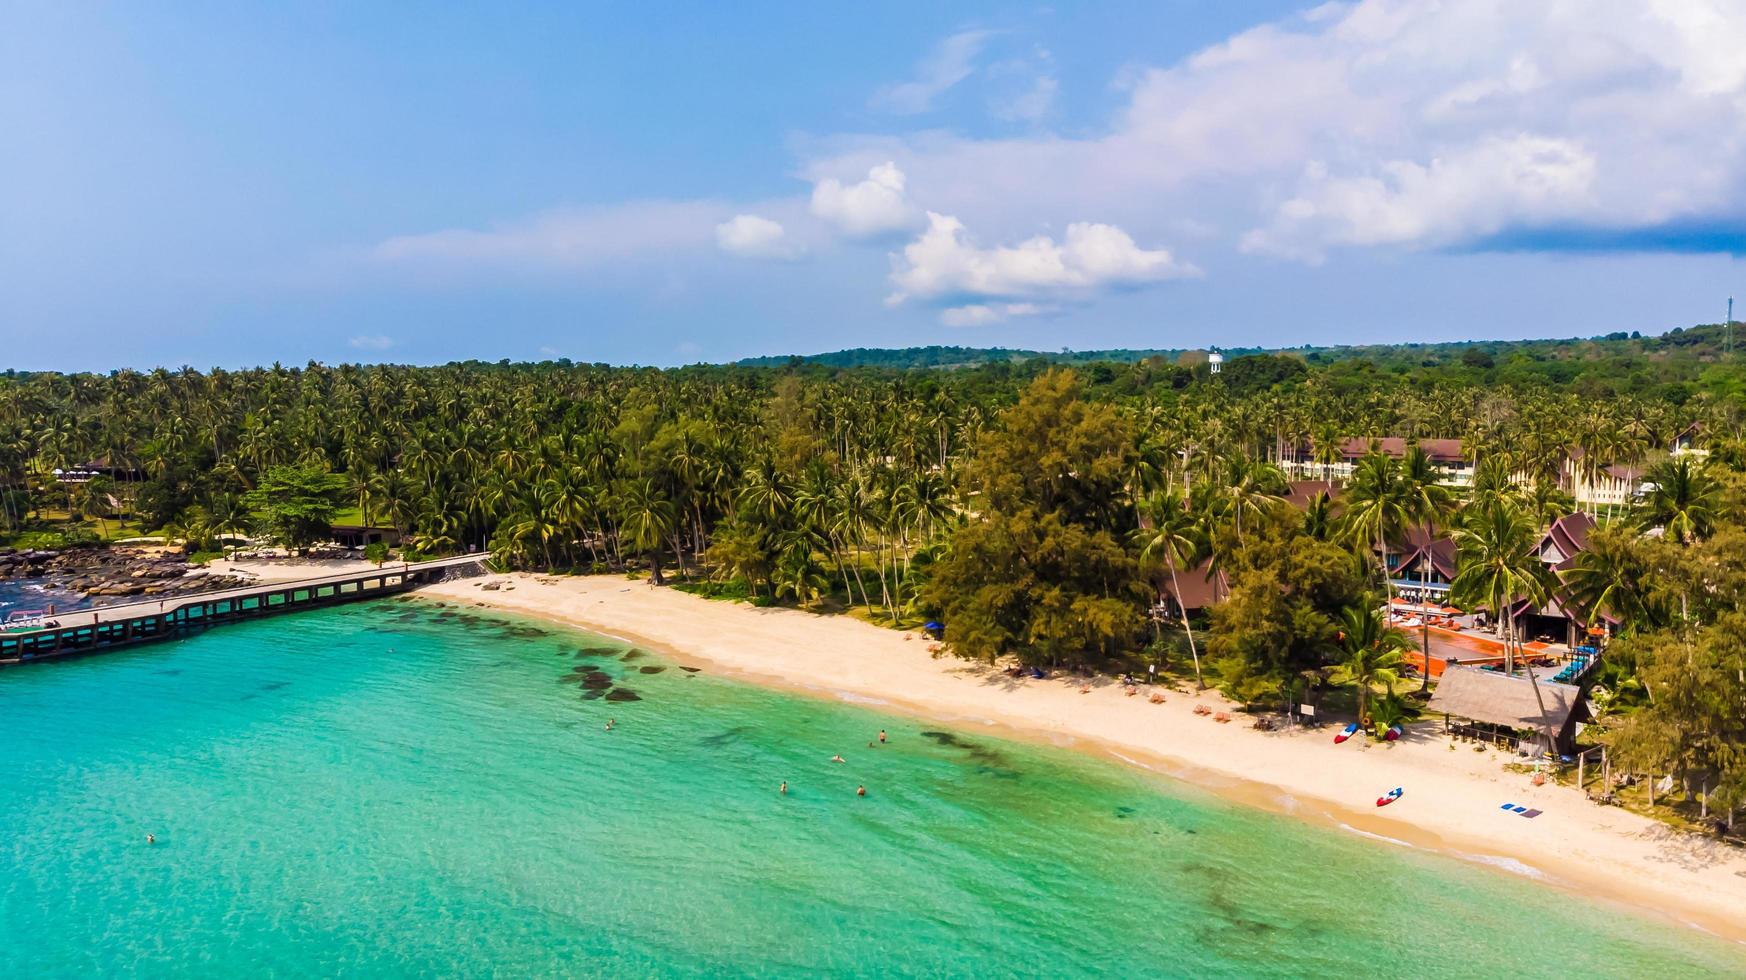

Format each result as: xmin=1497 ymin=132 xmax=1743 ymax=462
xmin=0 ymin=547 xmax=252 ymax=601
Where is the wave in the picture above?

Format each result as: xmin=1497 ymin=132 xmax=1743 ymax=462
xmin=1337 ymin=823 xmax=1415 ymax=848
xmin=1457 ymin=852 xmax=1548 ymax=880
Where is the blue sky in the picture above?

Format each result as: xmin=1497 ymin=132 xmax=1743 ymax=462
xmin=2 ymin=1 xmax=1743 ymax=370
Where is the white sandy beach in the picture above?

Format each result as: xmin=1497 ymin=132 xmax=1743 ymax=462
xmin=418 ymin=571 xmax=1746 ymax=942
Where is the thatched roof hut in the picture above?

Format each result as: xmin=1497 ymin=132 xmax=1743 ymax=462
xmin=1427 ymin=667 xmax=1584 ymax=752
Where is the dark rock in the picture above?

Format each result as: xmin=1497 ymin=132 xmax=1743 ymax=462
xmin=604 ymin=688 xmax=642 ymax=702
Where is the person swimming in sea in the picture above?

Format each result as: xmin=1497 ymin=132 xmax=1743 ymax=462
xmin=780 ymin=781 xmax=788 ymax=795
xmin=856 ymin=785 xmax=866 ymax=797
xmin=146 ymin=834 xmax=155 ymax=845
xmin=831 ymin=754 xmax=845 ymax=763
xmin=606 ymin=718 xmax=615 ymax=731
xmin=878 ymin=730 xmax=886 ymax=744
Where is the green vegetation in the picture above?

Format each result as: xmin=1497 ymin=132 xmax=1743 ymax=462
xmin=2 ymin=321 xmax=1746 ymax=792
xmin=244 ymin=466 xmax=348 ymax=553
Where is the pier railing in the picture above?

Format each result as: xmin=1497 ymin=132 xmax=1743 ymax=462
xmin=0 ymin=554 xmax=485 ymax=665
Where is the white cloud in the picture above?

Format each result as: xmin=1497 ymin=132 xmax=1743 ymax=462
xmin=871 ymin=29 xmax=992 ymax=114
xmin=372 ymin=200 xmax=724 ymax=270
xmin=807 ymin=1 xmax=1746 ymax=263
xmin=940 ymin=302 xmax=1047 ymax=327
xmin=993 ymin=73 xmax=1058 ymax=122
xmin=714 ymin=214 xmax=803 ymax=259
xmin=348 ymin=335 xmax=393 ymax=351
xmin=1242 ymin=135 xmax=1600 ymax=261
xmin=889 ymin=212 xmax=1199 ymax=307
xmin=809 ymin=162 xmax=918 ymax=238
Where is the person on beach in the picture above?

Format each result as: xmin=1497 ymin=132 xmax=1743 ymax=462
xmin=856 ymin=785 xmax=866 ymax=797
xmin=831 ymin=754 xmax=845 ymax=763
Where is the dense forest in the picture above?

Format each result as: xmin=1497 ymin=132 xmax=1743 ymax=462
xmin=5 ymin=320 xmax=1746 ymax=814
xmin=735 ymin=321 xmax=1718 ymax=375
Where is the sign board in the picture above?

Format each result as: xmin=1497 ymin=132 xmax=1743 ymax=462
xmin=1298 ymin=703 xmax=1316 ymax=718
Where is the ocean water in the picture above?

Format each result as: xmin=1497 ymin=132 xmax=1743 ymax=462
xmin=0 ymin=576 xmax=89 ymax=618
xmin=1 ymin=600 xmax=1741 ymax=978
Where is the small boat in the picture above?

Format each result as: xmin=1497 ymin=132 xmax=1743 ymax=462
xmin=1376 ymin=787 xmax=1404 ymax=807
xmin=1333 ymin=723 xmax=1359 ymax=744
xmin=1384 ymin=724 xmax=1403 ymax=742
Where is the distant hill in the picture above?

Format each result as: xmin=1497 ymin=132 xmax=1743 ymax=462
xmin=735 ymin=324 xmax=1736 ymax=372
xmin=736 ymin=345 xmax=1236 ymax=370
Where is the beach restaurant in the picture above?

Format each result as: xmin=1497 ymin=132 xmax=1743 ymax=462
xmin=1427 ymin=667 xmax=1585 ymax=754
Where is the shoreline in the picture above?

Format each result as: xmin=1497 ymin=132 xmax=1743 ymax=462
xmin=418 ymin=571 xmax=1746 ymax=943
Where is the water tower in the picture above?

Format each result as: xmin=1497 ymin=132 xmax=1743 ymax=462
xmin=1208 ymin=349 xmax=1224 ymax=375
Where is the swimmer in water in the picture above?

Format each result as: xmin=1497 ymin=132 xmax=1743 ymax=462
xmin=878 ymin=730 xmax=887 ymax=744
xmin=831 ymin=754 xmax=845 ymax=763
xmin=146 ymin=834 xmax=155 ymax=845
xmin=780 ymin=781 xmax=788 ymax=795
xmin=856 ymin=785 xmax=866 ymax=797
xmin=606 ymin=718 xmax=615 ymax=731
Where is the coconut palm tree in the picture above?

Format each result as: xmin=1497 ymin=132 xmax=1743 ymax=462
xmin=1638 ymin=455 xmax=1719 ymax=544
xmin=1399 ymin=445 xmax=1453 ymax=691
xmin=1342 ymin=451 xmax=1408 ymax=596
xmin=1330 ymin=604 xmax=1413 ymax=727
xmin=1563 ymin=527 xmax=1659 ymax=635
xmin=1134 ymin=487 xmax=1208 ymax=690
xmin=619 ymin=478 xmax=678 ymax=584
xmin=1451 ymin=500 xmax=1558 ymax=741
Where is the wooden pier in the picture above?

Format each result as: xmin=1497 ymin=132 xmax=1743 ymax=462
xmin=0 ymin=555 xmax=486 ymax=666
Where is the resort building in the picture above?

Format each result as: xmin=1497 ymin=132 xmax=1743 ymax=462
xmin=1563 ymin=454 xmax=1648 ymax=510
xmin=1282 ymin=437 xmax=1472 ymax=485
xmin=1157 ymin=557 xmax=1227 ymax=617
xmin=1387 ymin=525 xmax=1456 ymax=600
xmin=1518 ymin=511 xmax=1610 ymax=648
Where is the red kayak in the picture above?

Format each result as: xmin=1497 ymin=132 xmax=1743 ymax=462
xmin=1334 ymin=723 xmax=1359 ymax=744
xmin=1376 ymin=787 xmax=1404 ymax=807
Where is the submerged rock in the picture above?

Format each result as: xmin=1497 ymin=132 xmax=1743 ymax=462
xmin=604 ymin=688 xmax=642 ymax=702
xmin=637 ymin=665 xmax=666 ymax=674
xmin=580 ymin=672 xmax=614 ymax=690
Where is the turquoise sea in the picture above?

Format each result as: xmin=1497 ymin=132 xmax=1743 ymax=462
xmin=2 ymin=599 xmax=1742 ymax=978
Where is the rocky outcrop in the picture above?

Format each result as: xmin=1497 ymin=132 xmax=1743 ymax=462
xmin=0 ymin=547 xmax=252 ymax=603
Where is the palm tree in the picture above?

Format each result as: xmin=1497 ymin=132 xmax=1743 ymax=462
xmin=1399 ymin=445 xmax=1453 ymax=691
xmin=1218 ymin=457 xmax=1287 ymax=542
xmin=1638 ymin=456 xmax=1719 ymax=544
xmin=1451 ymin=501 xmax=1557 ymax=742
xmin=619 ymin=478 xmax=678 ymax=584
xmin=1310 ymin=422 xmax=1344 ymax=484
xmin=1330 ymin=604 xmax=1413 ymax=727
xmin=1135 ymin=487 xmax=1208 ymax=690
xmin=1563 ymin=527 xmax=1658 ymax=635
xmin=1342 ymin=452 xmax=1408 ymax=596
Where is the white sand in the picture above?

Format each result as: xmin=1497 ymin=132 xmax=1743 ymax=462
xmin=420 ymin=572 xmax=1746 ymax=941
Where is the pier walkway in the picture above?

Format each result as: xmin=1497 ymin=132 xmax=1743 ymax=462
xmin=0 ymin=555 xmax=485 ymax=666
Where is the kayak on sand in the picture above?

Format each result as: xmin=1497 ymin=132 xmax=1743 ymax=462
xmin=1377 ymin=787 xmax=1404 ymax=807
xmin=1334 ymin=723 xmax=1359 ymax=744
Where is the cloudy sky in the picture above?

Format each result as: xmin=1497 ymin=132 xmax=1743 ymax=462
xmin=3 ymin=1 xmax=1744 ymax=369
